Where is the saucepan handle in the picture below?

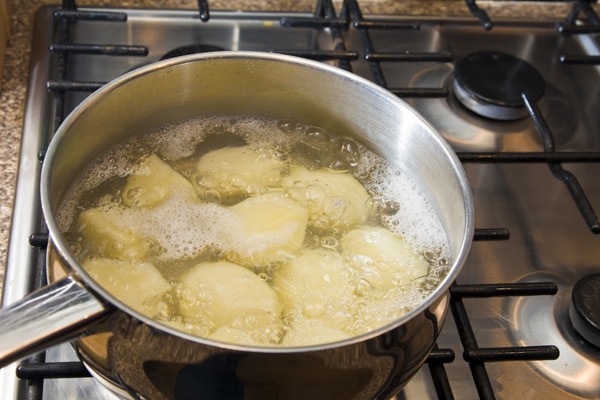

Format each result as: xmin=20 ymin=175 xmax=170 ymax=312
xmin=0 ymin=276 xmax=110 ymax=368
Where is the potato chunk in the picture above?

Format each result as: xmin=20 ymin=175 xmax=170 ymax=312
xmin=208 ymin=326 xmax=262 ymax=346
xmin=122 ymin=153 xmax=197 ymax=208
xmin=281 ymin=317 xmax=350 ymax=346
xmin=178 ymin=261 xmax=282 ymax=329
xmin=283 ymin=166 xmax=370 ymax=233
xmin=340 ymin=226 xmax=429 ymax=288
xmin=225 ymin=192 xmax=308 ymax=265
xmin=83 ymin=258 xmax=170 ymax=317
xmin=191 ymin=146 xmax=286 ymax=200
xmin=272 ymin=248 xmax=349 ymax=319
xmin=76 ymin=207 xmax=154 ymax=262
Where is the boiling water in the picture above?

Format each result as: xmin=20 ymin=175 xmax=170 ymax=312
xmin=58 ymin=115 xmax=450 ymax=347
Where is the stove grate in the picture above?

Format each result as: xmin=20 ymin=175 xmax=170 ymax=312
xmin=450 ymin=283 xmax=560 ymax=400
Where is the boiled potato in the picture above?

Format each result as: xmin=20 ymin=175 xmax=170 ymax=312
xmin=122 ymin=153 xmax=197 ymax=208
xmin=76 ymin=207 xmax=154 ymax=262
xmin=208 ymin=326 xmax=262 ymax=346
xmin=283 ymin=166 xmax=371 ymax=233
xmin=225 ymin=192 xmax=308 ymax=265
xmin=340 ymin=226 xmax=429 ymax=288
xmin=83 ymin=258 xmax=170 ymax=317
xmin=272 ymin=248 xmax=350 ymax=319
xmin=178 ymin=261 xmax=282 ymax=329
xmin=191 ymin=146 xmax=286 ymax=200
xmin=281 ymin=317 xmax=350 ymax=346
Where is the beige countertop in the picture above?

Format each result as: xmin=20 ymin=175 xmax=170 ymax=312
xmin=0 ymin=0 xmax=591 ymax=298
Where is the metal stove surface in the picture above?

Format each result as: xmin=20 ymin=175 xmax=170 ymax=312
xmin=2 ymin=4 xmax=600 ymax=400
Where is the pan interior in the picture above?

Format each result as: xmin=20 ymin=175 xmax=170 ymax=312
xmin=42 ymin=52 xmax=473 ymax=350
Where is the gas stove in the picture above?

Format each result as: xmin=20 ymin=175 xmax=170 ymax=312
xmin=2 ymin=1 xmax=600 ymax=399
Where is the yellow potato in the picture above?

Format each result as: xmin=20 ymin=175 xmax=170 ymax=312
xmin=208 ymin=326 xmax=262 ymax=346
xmin=178 ymin=261 xmax=282 ymax=328
xmin=271 ymin=248 xmax=349 ymax=319
xmin=283 ymin=166 xmax=371 ymax=232
xmin=340 ymin=226 xmax=429 ymax=287
xmin=226 ymin=192 xmax=308 ymax=265
xmin=76 ymin=207 xmax=154 ymax=262
xmin=192 ymin=146 xmax=286 ymax=200
xmin=281 ymin=317 xmax=350 ymax=346
xmin=122 ymin=153 xmax=197 ymax=208
xmin=83 ymin=258 xmax=170 ymax=317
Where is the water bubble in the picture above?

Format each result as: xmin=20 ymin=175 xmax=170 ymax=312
xmin=313 ymin=216 xmax=329 ymax=230
xmin=381 ymin=200 xmax=400 ymax=216
xmin=139 ymin=238 xmax=156 ymax=251
xmin=331 ymin=311 xmax=353 ymax=329
xmin=332 ymin=137 xmax=361 ymax=169
xmin=277 ymin=119 xmax=303 ymax=133
xmin=109 ymin=193 xmax=122 ymax=204
xmin=351 ymin=318 xmax=368 ymax=334
xmin=412 ymin=276 xmax=436 ymax=291
xmin=323 ymin=197 xmax=345 ymax=217
xmin=264 ymin=322 xmax=286 ymax=344
xmin=304 ymin=126 xmax=330 ymax=143
xmin=171 ymin=315 xmax=183 ymax=323
xmin=227 ymin=174 xmax=245 ymax=189
xmin=354 ymin=166 xmax=371 ymax=180
xmin=195 ymin=175 xmax=216 ymax=189
xmin=126 ymin=186 xmax=141 ymax=200
xmin=203 ymin=190 xmax=222 ymax=203
xmin=321 ymin=236 xmax=339 ymax=249
xmin=305 ymin=184 xmax=326 ymax=206
xmin=266 ymin=167 xmax=286 ymax=186
xmin=355 ymin=279 xmax=372 ymax=297
xmin=304 ymin=302 xmax=326 ymax=319
xmin=424 ymin=250 xmax=438 ymax=261
xmin=69 ymin=242 xmax=82 ymax=256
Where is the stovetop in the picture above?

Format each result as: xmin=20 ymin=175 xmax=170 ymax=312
xmin=2 ymin=1 xmax=600 ymax=399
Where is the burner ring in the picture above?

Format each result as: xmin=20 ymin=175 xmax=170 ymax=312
xmin=453 ymin=51 xmax=545 ymax=120
xmin=569 ymin=273 xmax=600 ymax=348
xmin=506 ymin=272 xmax=600 ymax=397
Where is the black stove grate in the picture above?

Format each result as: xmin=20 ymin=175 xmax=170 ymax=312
xmin=15 ymin=0 xmax=600 ymax=399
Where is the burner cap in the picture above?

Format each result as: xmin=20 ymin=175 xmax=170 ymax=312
xmin=569 ymin=273 xmax=600 ymax=347
xmin=453 ymin=51 xmax=545 ymax=120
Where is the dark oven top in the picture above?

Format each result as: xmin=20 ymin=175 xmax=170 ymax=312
xmin=3 ymin=1 xmax=600 ymax=399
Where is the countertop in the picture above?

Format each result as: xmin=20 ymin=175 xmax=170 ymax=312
xmin=0 ymin=0 xmax=591 ymax=298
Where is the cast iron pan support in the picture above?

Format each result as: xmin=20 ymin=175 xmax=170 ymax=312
xmin=197 ymin=0 xmax=210 ymax=22
xmin=465 ymin=0 xmax=492 ymax=30
xmin=521 ymin=92 xmax=600 ymax=234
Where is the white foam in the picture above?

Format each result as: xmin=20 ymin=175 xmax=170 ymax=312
xmin=150 ymin=116 xmax=294 ymax=161
xmin=108 ymin=196 xmax=236 ymax=261
xmin=358 ymin=151 xmax=448 ymax=255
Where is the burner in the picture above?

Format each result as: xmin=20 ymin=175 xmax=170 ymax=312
xmin=453 ymin=51 xmax=545 ymax=120
xmin=507 ymin=272 xmax=600 ymax=398
xmin=569 ymin=274 xmax=600 ymax=348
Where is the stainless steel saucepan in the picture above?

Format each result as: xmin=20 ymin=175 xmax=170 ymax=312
xmin=0 ymin=52 xmax=474 ymax=400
